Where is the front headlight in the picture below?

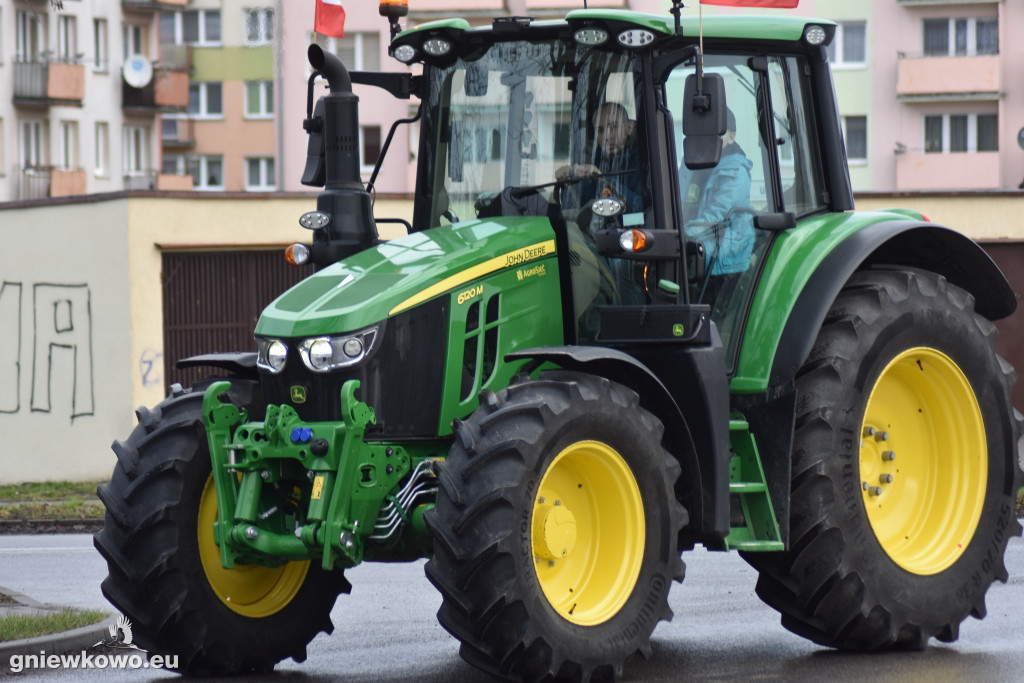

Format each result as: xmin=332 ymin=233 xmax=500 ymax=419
xmin=257 ymin=338 xmax=289 ymax=374
xmin=298 ymin=326 xmax=379 ymax=373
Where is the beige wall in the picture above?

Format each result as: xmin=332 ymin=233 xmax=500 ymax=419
xmin=855 ymin=192 xmax=1024 ymax=242
xmin=0 ymin=198 xmax=134 ymax=484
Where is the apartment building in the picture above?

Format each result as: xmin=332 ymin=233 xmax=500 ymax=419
xmin=702 ymin=0 xmax=1024 ymax=192
xmin=0 ymin=0 xmax=191 ymax=201
xmin=159 ymin=0 xmax=277 ymax=191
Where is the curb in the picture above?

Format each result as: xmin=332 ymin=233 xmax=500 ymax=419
xmin=0 ymin=616 xmax=116 ymax=668
xmin=0 ymin=584 xmax=114 ymax=670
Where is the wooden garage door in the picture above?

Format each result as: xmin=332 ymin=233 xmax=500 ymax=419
xmin=162 ymin=250 xmax=312 ymax=390
xmin=981 ymin=243 xmax=1024 ymax=410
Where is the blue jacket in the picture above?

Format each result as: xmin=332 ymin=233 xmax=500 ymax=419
xmin=678 ymin=145 xmax=755 ymax=275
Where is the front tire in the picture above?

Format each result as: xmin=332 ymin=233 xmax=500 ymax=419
xmin=425 ymin=371 xmax=686 ymax=682
xmin=94 ymin=384 xmax=349 ymax=674
xmin=744 ymin=268 xmax=1023 ymax=649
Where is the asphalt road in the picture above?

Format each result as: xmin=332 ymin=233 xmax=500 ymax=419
xmin=1 ymin=534 xmax=1022 ymax=682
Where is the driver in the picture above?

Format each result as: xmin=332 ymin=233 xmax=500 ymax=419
xmin=556 ymin=102 xmax=643 ymax=213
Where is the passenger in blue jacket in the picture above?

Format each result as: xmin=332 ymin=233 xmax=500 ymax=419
xmin=679 ymin=108 xmax=755 ymax=281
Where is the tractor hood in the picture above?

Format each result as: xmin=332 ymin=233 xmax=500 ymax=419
xmin=256 ymin=216 xmax=556 ymax=338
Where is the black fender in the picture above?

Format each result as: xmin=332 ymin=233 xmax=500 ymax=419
xmin=176 ymin=352 xmax=259 ymax=380
xmin=770 ymin=221 xmax=1015 ymax=387
xmin=507 ymin=344 xmax=731 ymax=545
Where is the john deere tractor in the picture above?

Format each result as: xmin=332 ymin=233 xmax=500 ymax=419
xmin=95 ymin=3 xmax=1023 ymax=680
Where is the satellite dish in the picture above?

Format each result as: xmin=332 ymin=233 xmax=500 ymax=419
xmin=122 ymin=55 xmax=153 ymax=88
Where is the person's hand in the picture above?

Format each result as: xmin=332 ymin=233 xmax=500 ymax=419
xmin=555 ymin=164 xmax=601 ymax=181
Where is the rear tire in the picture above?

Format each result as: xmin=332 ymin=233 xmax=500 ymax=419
xmin=425 ymin=371 xmax=686 ymax=682
xmin=94 ymin=384 xmax=349 ymax=674
xmin=744 ymin=268 xmax=1023 ymax=649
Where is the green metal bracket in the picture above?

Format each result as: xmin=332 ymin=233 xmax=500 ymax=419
xmin=724 ymin=416 xmax=784 ymax=552
xmin=202 ymin=378 xmax=435 ymax=571
xmin=202 ymin=381 xmax=246 ymax=570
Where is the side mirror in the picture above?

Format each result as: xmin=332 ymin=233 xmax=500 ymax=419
xmin=301 ymin=98 xmax=327 ymax=187
xmin=682 ymin=73 xmax=726 ymax=170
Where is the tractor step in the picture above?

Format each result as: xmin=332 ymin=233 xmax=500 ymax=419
xmin=724 ymin=417 xmax=784 ymax=552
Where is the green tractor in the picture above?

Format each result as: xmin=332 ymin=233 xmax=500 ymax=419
xmin=95 ymin=3 xmax=1023 ymax=680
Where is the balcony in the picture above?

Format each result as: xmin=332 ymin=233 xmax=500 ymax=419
xmin=13 ymin=60 xmax=86 ymax=106
xmin=16 ymin=167 xmax=52 ymax=200
xmin=896 ymin=152 xmax=1000 ymax=191
xmin=161 ymin=116 xmax=195 ymax=148
xmin=51 ymin=169 xmax=88 ymax=197
xmin=123 ymin=70 xmax=189 ymax=112
xmin=157 ymin=173 xmax=194 ymax=191
xmin=122 ymin=0 xmax=187 ymax=11
xmin=160 ymin=44 xmax=193 ymax=72
xmin=124 ymin=171 xmax=158 ymax=191
xmin=897 ymin=54 xmax=1000 ymax=101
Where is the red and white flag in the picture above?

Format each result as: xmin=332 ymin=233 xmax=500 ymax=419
xmin=701 ymin=0 xmax=799 ymax=7
xmin=315 ymin=0 xmax=346 ymax=38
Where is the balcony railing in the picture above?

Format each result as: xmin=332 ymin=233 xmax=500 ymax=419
xmin=161 ymin=116 xmax=196 ymax=148
xmin=122 ymin=0 xmax=188 ymax=10
xmin=159 ymin=44 xmax=193 ymax=71
xmin=123 ymin=70 xmax=189 ymax=111
xmin=50 ymin=169 xmax=88 ymax=197
xmin=897 ymin=54 xmax=1000 ymax=99
xmin=13 ymin=59 xmax=86 ymax=104
xmin=16 ymin=166 xmax=52 ymax=200
xmin=124 ymin=171 xmax=159 ymax=191
xmin=896 ymin=151 xmax=1001 ymax=191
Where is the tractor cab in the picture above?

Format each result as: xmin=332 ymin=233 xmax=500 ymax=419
xmin=393 ymin=12 xmax=840 ymax=368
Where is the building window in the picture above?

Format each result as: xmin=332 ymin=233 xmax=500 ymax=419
xmin=924 ymin=113 xmax=998 ymax=153
xmin=314 ymin=32 xmax=380 ymax=71
xmin=923 ymin=17 xmax=998 ymax=57
xmin=93 ymin=19 xmax=108 ymax=71
xmin=123 ymin=126 xmax=149 ymax=175
xmin=20 ymin=120 xmax=47 ymax=168
xmin=244 ymin=81 xmax=273 ymax=118
xmin=827 ymin=21 xmax=866 ymax=67
xmin=190 ymin=155 xmax=224 ymax=190
xmin=59 ymin=120 xmax=79 ymax=170
xmin=843 ymin=116 xmax=867 ymax=162
xmin=188 ymin=82 xmax=223 ymax=118
xmin=123 ymin=24 xmax=145 ymax=60
xmin=245 ymin=157 xmax=275 ymax=191
xmin=57 ymin=15 xmax=77 ymax=62
xmin=95 ymin=122 xmax=109 ymax=176
xmin=245 ymin=9 xmax=273 ymax=46
xmin=16 ymin=11 xmax=45 ymax=62
xmin=183 ymin=10 xmax=221 ymax=46
xmin=977 ymin=114 xmax=998 ymax=151
xmin=361 ymin=125 xmax=381 ymax=170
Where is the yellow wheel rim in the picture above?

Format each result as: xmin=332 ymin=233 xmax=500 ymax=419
xmin=197 ymin=476 xmax=310 ymax=617
xmin=860 ymin=347 xmax=987 ymax=575
xmin=532 ymin=440 xmax=645 ymax=626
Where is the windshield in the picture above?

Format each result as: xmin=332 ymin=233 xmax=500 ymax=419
xmin=419 ymin=39 xmax=648 ymax=230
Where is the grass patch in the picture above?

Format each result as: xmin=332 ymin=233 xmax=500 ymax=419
xmin=0 ymin=609 xmax=109 ymax=642
xmin=0 ymin=481 xmax=101 ymax=502
xmin=0 ymin=500 xmax=104 ymax=521
xmin=1018 ymin=487 xmax=1023 ymax=518
xmin=0 ymin=481 xmax=104 ymax=521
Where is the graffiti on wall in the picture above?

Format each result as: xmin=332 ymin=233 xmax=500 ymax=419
xmin=0 ymin=282 xmax=94 ymax=423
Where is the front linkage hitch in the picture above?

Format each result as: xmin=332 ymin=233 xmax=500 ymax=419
xmin=202 ymin=380 xmax=438 ymax=572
